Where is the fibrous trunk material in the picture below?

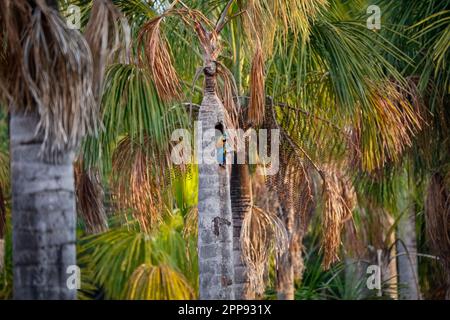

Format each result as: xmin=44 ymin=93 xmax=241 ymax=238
xmin=230 ymin=159 xmax=253 ymax=299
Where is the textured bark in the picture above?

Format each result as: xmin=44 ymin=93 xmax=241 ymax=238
xmin=230 ymin=158 xmax=253 ymax=299
xmin=10 ymin=112 xmax=77 ymax=300
xmin=396 ymin=206 xmax=420 ymax=300
xmin=197 ymin=71 xmax=234 ymax=300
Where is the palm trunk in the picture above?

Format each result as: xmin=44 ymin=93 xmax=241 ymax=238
xmin=396 ymin=205 xmax=420 ymax=300
xmin=344 ymin=257 xmax=370 ymax=299
xmin=10 ymin=112 xmax=77 ymax=300
xmin=381 ymin=215 xmax=398 ymax=300
xmin=0 ymin=185 xmax=5 ymax=271
xmin=230 ymin=159 xmax=253 ymax=299
xmin=276 ymin=206 xmax=295 ymax=300
xmin=197 ymin=69 xmax=234 ymax=299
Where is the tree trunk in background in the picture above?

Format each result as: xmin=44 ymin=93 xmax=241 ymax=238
xmin=230 ymin=158 xmax=253 ymax=299
xmin=292 ymin=199 xmax=315 ymax=284
xmin=0 ymin=185 xmax=5 ymax=271
xmin=381 ymin=215 xmax=398 ymax=300
xmin=343 ymin=213 xmax=369 ymax=299
xmin=396 ymin=205 xmax=420 ymax=300
xmin=276 ymin=206 xmax=295 ymax=300
xmin=291 ymin=231 xmax=303 ymax=283
xmin=344 ymin=258 xmax=370 ymax=299
xmin=11 ymin=112 xmax=77 ymax=300
xmin=197 ymin=69 xmax=234 ymax=299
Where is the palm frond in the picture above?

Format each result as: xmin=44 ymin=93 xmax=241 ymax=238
xmin=137 ymin=16 xmax=182 ymax=102
xmin=247 ymin=43 xmax=265 ymax=127
xmin=74 ymin=160 xmax=108 ymax=234
xmin=0 ymin=0 xmax=32 ymax=105
xmin=111 ymin=136 xmax=166 ymax=233
xmin=216 ymin=62 xmax=240 ymax=129
xmin=321 ymin=165 xmax=355 ymax=269
xmin=241 ymin=206 xmax=288 ymax=296
xmin=1 ymin=1 xmax=98 ymax=162
xmin=243 ymin=0 xmax=328 ymax=50
xmin=82 ymin=62 xmax=187 ymax=171
xmin=84 ymin=0 xmax=131 ymax=102
xmin=79 ymin=216 xmax=198 ymax=299
xmin=126 ymin=264 xmax=194 ymax=299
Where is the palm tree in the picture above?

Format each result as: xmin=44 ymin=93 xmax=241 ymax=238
xmin=394 ymin=170 xmax=421 ymax=299
xmin=0 ymin=0 xmax=99 ymax=299
xmin=375 ymin=0 xmax=450 ymax=298
xmin=244 ymin=0 xmax=422 ymax=299
xmin=75 ymin=0 xmax=423 ymax=301
xmin=166 ymin=0 xmax=422 ymax=299
xmin=1 ymin=0 xmax=440 ymax=301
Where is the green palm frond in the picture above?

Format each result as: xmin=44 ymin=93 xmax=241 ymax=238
xmin=126 ymin=264 xmax=194 ymax=299
xmin=78 ymin=214 xmax=198 ymax=299
xmin=266 ymin=3 xmax=421 ymax=173
xmin=83 ymin=62 xmax=187 ymax=171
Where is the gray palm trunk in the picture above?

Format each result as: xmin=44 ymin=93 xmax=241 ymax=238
xmin=396 ymin=205 xmax=420 ymax=300
xmin=197 ymin=68 xmax=234 ymax=299
xmin=10 ymin=112 xmax=77 ymax=299
xmin=230 ymin=159 xmax=253 ymax=299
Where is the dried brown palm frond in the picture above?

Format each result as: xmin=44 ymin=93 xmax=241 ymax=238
xmin=343 ymin=217 xmax=365 ymax=259
xmin=0 ymin=0 xmax=31 ymax=104
xmin=242 ymin=0 xmax=276 ymax=55
xmin=111 ymin=136 xmax=166 ymax=233
xmin=182 ymin=207 xmax=198 ymax=239
xmin=169 ymin=7 xmax=214 ymax=33
xmin=74 ymin=160 xmax=108 ymax=234
xmin=248 ymin=44 xmax=265 ymax=127
xmin=252 ymin=172 xmax=279 ymax=214
xmin=321 ymin=177 xmax=344 ymax=269
xmin=425 ymin=173 xmax=450 ymax=275
xmin=84 ymin=0 xmax=131 ymax=102
xmin=241 ymin=206 xmax=288 ymax=296
xmin=261 ymin=101 xmax=319 ymax=280
xmin=290 ymin=164 xmax=316 ymax=281
xmin=137 ymin=16 xmax=182 ymax=102
xmin=216 ymin=62 xmax=240 ymax=130
xmin=321 ymin=165 xmax=356 ymax=269
xmin=281 ymin=161 xmax=315 ymax=231
xmin=263 ymin=123 xmax=316 ymax=232
xmin=1 ymin=0 xmax=98 ymax=162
